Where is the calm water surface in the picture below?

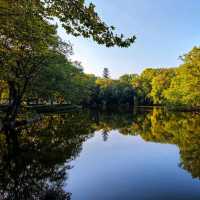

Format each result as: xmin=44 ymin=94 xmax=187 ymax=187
xmin=0 ymin=108 xmax=200 ymax=199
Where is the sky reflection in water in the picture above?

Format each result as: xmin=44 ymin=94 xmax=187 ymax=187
xmin=67 ymin=132 xmax=200 ymax=200
xmin=1 ymin=108 xmax=200 ymax=199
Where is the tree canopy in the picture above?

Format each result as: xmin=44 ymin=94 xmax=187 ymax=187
xmin=0 ymin=0 xmax=136 ymax=47
xmin=0 ymin=0 xmax=136 ymax=122
xmin=164 ymin=47 xmax=200 ymax=107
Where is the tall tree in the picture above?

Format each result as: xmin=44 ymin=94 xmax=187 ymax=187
xmin=103 ymin=68 xmax=110 ymax=79
xmin=164 ymin=47 xmax=200 ymax=107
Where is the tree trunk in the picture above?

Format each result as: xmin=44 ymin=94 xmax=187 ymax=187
xmin=4 ymin=81 xmax=25 ymax=128
xmin=50 ymin=97 xmax=54 ymax=105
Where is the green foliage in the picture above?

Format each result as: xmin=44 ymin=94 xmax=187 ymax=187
xmin=0 ymin=0 xmax=68 ymax=120
xmin=131 ymin=68 xmax=161 ymax=105
xmin=164 ymin=47 xmax=200 ymax=107
xmin=0 ymin=81 xmax=8 ymax=103
xmin=93 ymin=78 xmax=135 ymax=108
xmin=26 ymin=56 xmax=97 ymax=105
xmin=0 ymin=0 xmax=199 ymax=111
xmin=47 ymin=0 xmax=136 ymax=47
xmin=119 ymin=73 xmax=138 ymax=84
xmin=1 ymin=0 xmax=136 ymax=48
xmin=0 ymin=0 xmax=135 ymax=119
xmin=150 ymin=68 xmax=175 ymax=104
xmin=0 ymin=0 xmax=60 ymax=88
xmin=129 ymin=46 xmax=200 ymax=108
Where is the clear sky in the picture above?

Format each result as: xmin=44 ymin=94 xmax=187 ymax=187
xmin=57 ymin=0 xmax=200 ymax=78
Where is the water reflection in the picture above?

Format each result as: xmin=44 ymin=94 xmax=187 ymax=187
xmin=0 ymin=108 xmax=200 ymax=199
xmin=0 ymin=112 xmax=94 ymax=199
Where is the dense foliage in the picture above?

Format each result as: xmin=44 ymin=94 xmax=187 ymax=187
xmin=1 ymin=45 xmax=200 ymax=111
xmin=26 ymin=44 xmax=200 ymax=109
xmin=0 ymin=0 xmax=135 ymax=122
xmin=117 ymin=46 xmax=200 ymax=107
xmin=88 ymin=78 xmax=135 ymax=109
xmin=164 ymin=47 xmax=200 ymax=107
xmin=135 ymin=47 xmax=200 ymax=107
xmin=0 ymin=0 xmax=200 ymax=122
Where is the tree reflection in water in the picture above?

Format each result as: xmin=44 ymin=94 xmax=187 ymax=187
xmin=0 ymin=112 xmax=94 ymax=200
xmin=0 ymin=108 xmax=200 ymax=199
xmin=90 ymin=108 xmax=200 ymax=179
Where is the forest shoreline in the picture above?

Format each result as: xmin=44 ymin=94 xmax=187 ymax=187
xmin=1 ymin=104 xmax=200 ymax=115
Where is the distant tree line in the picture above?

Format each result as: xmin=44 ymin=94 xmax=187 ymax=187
xmin=83 ymin=46 xmax=200 ymax=109
xmin=1 ymin=46 xmax=200 ymax=111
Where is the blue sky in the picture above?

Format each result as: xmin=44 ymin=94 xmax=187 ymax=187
xmin=58 ymin=0 xmax=200 ymax=78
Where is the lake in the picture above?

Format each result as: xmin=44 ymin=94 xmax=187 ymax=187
xmin=0 ymin=108 xmax=200 ymax=199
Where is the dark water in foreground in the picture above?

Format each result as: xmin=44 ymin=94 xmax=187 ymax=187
xmin=0 ymin=108 xmax=200 ymax=199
